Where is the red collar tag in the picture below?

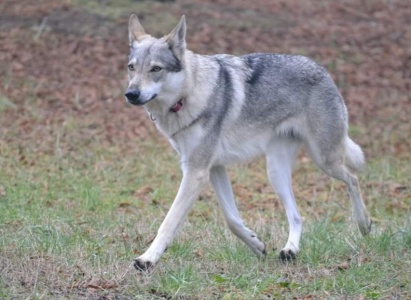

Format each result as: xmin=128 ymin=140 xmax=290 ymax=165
xmin=170 ymin=99 xmax=183 ymax=112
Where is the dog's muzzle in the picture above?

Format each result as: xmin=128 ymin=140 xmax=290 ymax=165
xmin=125 ymin=89 xmax=157 ymax=106
xmin=125 ymin=88 xmax=143 ymax=105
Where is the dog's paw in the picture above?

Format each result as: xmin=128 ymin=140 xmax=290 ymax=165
xmin=256 ymin=241 xmax=267 ymax=260
xmin=249 ymin=235 xmax=267 ymax=259
xmin=261 ymin=242 xmax=268 ymax=256
xmin=134 ymin=258 xmax=154 ymax=272
xmin=279 ymin=249 xmax=296 ymax=262
xmin=358 ymin=219 xmax=372 ymax=236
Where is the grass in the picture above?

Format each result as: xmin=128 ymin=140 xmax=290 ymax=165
xmin=1 ymin=117 xmax=410 ymax=299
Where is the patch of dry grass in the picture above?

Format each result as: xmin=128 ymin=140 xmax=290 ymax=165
xmin=1 ymin=128 xmax=410 ymax=299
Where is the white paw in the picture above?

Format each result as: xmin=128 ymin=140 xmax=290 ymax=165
xmin=134 ymin=256 xmax=155 ymax=271
xmin=279 ymin=248 xmax=296 ymax=262
xmin=279 ymin=243 xmax=299 ymax=262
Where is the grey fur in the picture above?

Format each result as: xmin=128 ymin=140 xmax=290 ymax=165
xmin=125 ymin=15 xmax=372 ymax=271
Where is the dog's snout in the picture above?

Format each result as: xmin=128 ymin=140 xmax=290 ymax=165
xmin=125 ymin=89 xmax=141 ymax=103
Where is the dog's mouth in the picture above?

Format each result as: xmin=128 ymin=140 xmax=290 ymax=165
xmin=125 ymin=91 xmax=157 ymax=106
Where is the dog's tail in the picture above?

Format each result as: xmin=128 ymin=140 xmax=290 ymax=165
xmin=344 ymin=136 xmax=365 ymax=173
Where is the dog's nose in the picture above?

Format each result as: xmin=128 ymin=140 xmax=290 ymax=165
xmin=125 ymin=89 xmax=141 ymax=103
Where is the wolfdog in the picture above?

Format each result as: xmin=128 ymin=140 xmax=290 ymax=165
xmin=125 ymin=15 xmax=372 ymax=271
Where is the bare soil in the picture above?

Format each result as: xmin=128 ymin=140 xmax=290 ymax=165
xmin=1 ymin=0 xmax=410 ymax=159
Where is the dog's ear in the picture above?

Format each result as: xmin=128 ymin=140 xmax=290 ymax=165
xmin=165 ymin=15 xmax=186 ymax=59
xmin=128 ymin=14 xmax=149 ymax=45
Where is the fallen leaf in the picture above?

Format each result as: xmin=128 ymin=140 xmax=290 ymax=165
xmin=85 ymin=278 xmax=117 ymax=290
xmin=335 ymin=261 xmax=350 ymax=270
xmin=118 ymin=202 xmax=131 ymax=208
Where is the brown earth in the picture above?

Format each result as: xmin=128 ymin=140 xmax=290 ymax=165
xmin=0 ymin=0 xmax=410 ymax=157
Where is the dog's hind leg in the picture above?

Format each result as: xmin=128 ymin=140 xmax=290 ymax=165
xmin=210 ymin=165 xmax=267 ymax=258
xmin=306 ymin=136 xmax=372 ymax=236
xmin=266 ymin=138 xmax=302 ymax=261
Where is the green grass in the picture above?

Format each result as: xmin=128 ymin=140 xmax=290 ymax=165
xmin=1 ymin=119 xmax=410 ymax=299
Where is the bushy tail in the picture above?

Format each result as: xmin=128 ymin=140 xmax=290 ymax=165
xmin=344 ymin=137 xmax=365 ymax=173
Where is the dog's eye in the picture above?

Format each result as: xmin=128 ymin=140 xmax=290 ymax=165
xmin=128 ymin=64 xmax=135 ymax=71
xmin=151 ymin=66 xmax=162 ymax=72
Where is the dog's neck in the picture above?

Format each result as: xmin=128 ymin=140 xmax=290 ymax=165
xmin=147 ymin=97 xmax=184 ymax=121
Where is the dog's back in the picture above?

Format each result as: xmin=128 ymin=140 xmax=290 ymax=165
xmin=191 ymin=53 xmax=351 ymax=169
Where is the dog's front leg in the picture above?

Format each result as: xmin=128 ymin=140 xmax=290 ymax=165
xmin=134 ymin=168 xmax=209 ymax=271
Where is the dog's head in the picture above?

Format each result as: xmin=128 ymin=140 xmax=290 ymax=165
xmin=125 ymin=15 xmax=186 ymax=108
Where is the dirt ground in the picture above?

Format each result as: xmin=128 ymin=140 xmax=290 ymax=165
xmin=1 ymin=0 xmax=410 ymax=159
